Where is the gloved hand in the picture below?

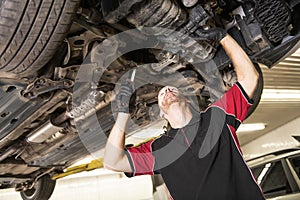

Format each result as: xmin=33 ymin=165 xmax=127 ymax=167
xmin=196 ymin=27 xmax=227 ymax=42
xmin=116 ymin=80 xmax=135 ymax=113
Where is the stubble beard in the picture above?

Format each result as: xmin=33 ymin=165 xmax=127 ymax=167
xmin=161 ymin=93 xmax=186 ymax=115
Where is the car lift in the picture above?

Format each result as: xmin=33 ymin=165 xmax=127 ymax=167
xmin=52 ymin=158 xmax=104 ymax=180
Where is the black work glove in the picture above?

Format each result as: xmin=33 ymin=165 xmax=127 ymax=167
xmin=116 ymin=80 xmax=135 ymax=113
xmin=196 ymin=27 xmax=227 ymax=42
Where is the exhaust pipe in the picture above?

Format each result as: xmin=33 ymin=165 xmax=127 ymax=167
xmin=27 ymin=119 xmax=64 ymax=143
xmin=0 ymin=146 xmax=18 ymax=162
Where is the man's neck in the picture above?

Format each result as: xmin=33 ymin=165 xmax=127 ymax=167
xmin=168 ymin=105 xmax=193 ymax=129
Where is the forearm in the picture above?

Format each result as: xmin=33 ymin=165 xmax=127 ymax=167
xmin=104 ymin=112 xmax=131 ymax=171
xmin=220 ymin=34 xmax=259 ymax=98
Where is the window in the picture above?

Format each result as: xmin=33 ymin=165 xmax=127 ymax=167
xmin=251 ymin=165 xmax=264 ymax=180
xmin=251 ymin=161 xmax=292 ymax=198
xmin=289 ymin=155 xmax=300 ymax=180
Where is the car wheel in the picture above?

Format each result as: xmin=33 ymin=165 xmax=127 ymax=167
xmin=20 ymin=175 xmax=56 ymax=200
xmin=0 ymin=0 xmax=79 ymax=75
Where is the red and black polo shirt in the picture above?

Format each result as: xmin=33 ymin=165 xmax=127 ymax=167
xmin=125 ymin=82 xmax=265 ymax=200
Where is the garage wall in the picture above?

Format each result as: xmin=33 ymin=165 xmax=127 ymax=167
xmin=0 ymin=169 xmax=157 ymax=200
xmin=242 ymin=116 xmax=300 ymax=160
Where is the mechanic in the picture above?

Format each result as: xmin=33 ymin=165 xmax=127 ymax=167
xmin=104 ymin=29 xmax=265 ymax=200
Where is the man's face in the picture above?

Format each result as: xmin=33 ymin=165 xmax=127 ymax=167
xmin=158 ymin=86 xmax=185 ymax=116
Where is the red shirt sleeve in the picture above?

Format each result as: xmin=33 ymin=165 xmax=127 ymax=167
xmin=125 ymin=139 xmax=156 ymax=177
xmin=210 ymin=82 xmax=253 ymax=122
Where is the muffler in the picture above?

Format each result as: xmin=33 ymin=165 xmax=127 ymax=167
xmin=27 ymin=119 xmax=64 ymax=143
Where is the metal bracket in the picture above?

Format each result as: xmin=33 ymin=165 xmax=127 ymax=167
xmin=21 ymin=78 xmax=74 ymax=99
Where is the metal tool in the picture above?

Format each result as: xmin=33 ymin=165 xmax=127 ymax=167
xmin=130 ymin=68 xmax=136 ymax=82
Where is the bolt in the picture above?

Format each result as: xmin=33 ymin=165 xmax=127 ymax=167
xmin=63 ymin=80 xmax=73 ymax=87
xmin=26 ymin=92 xmax=34 ymax=97
xmin=37 ymin=78 xmax=46 ymax=84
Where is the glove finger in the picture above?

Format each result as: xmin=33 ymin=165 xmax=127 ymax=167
xmin=120 ymin=84 xmax=134 ymax=91
xmin=118 ymin=93 xmax=132 ymax=98
xmin=119 ymin=89 xmax=133 ymax=96
xmin=120 ymin=87 xmax=134 ymax=95
xmin=120 ymin=85 xmax=133 ymax=91
xmin=122 ymin=80 xmax=134 ymax=88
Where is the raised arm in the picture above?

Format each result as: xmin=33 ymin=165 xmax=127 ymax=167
xmin=104 ymin=82 xmax=135 ymax=172
xmin=220 ymin=35 xmax=259 ymax=98
xmin=104 ymin=112 xmax=132 ymax=172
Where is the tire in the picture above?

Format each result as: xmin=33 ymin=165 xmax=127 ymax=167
xmin=0 ymin=0 xmax=79 ymax=75
xmin=20 ymin=175 xmax=56 ymax=200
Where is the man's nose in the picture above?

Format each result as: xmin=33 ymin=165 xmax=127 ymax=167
xmin=164 ymin=88 xmax=170 ymax=96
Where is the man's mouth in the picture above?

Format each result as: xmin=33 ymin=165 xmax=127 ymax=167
xmin=163 ymin=93 xmax=178 ymax=106
xmin=165 ymin=92 xmax=173 ymax=99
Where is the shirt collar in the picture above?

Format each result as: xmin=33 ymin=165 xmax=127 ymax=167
xmin=168 ymin=104 xmax=201 ymax=135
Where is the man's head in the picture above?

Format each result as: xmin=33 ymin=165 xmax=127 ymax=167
xmin=158 ymin=86 xmax=191 ymax=126
xmin=158 ymin=86 xmax=180 ymax=113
